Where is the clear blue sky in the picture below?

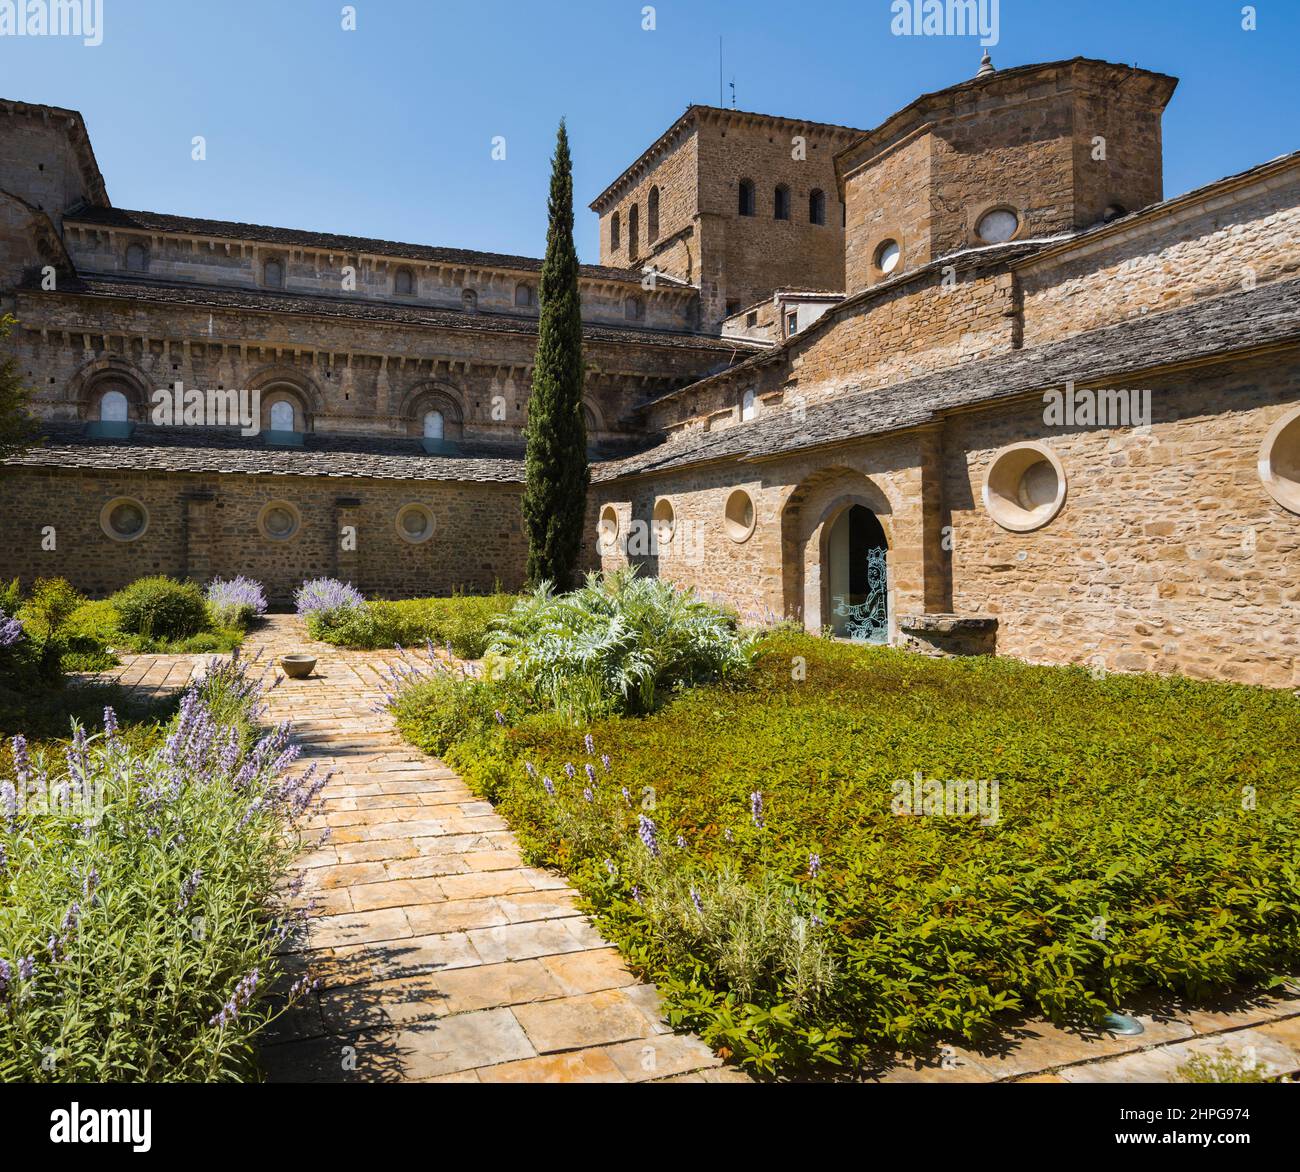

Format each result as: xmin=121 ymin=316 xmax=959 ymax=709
xmin=1 ymin=0 xmax=1295 ymax=264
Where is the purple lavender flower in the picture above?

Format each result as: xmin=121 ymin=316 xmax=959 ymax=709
xmin=293 ymin=578 xmax=365 ymax=620
xmin=604 ymin=858 xmax=616 ymax=876
xmin=631 ymin=886 xmax=643 ymax=904
xmin=0 ymin=608 xmax=22 ymax=648
xmin=177 ymin=868 xmax=203 ymax=912
xmin=690 ymin=886 xmax=704 ymax=915
xmin=809 ymin=853 xmax=821 ymax=879
xmin=675 ymin=833 xmax=687 ymax=850
xmin=583 ymin=734 xmax=595 ymax=756
xmin=638 ymin=814 xmax=660 ymax=858
xmin=0 ymin=958 xmax=10 ymax=997
xmin=61 ymin=902 xmax=81 ymax=935
xmin=0 ymin=780 xmax=16 ymax=832
xmin=11 ymin=734 xmax=28 ymax=782
xmin=584 ymin=763 xmax=596 ymax=784
xmin=525 ymin=761 xmax=537 ymax=778
xmin=811 ymin=914 xmax=824 ymax=928
xmin=583 ymin=787 xmax=594 ymax=803
xmin=494 ymin=710 xmax=506 ymax=726
xmin=601 ymin=754 xmax=611 ymax=773
xmin=563 ymin=762 xmax=576 ymax=779
xmin=102 ymin=707 xmax=118 ymax=741
xmin=724 ymin=828 xmax=734 ymax=844
xmin=17 ymin=955 xmax=35 ymax=981
xmin=621 ymin=787 xmax=631 ymax=806
xmin=206 ymin=576 xmax=268 ymax=626
xmin=750 ymin=791 xmax=765 ymax=829
xmin=542 ymin=776 xmax=555 ymax=798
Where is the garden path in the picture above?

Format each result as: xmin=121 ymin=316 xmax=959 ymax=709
xmin=101 ymin=615 xmax=1300 ymax=1084
xmin=108 ymin=614 xmax=739 ymax=1083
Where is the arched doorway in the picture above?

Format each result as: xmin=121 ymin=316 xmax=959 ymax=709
xmin=824 ymin=505 xmax=889 ymax=642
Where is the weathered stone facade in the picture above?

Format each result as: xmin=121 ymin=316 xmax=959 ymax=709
xmin=2 ymin=55 xmax=1298 ymax=687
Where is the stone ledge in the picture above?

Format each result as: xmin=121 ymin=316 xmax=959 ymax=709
xmin=900 ymin=614 xmax=999 ymax=635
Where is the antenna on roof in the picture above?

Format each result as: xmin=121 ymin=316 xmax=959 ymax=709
xmin=730 ymin=79 xmax=737 ymax=108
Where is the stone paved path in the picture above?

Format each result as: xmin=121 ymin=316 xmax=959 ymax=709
xmin=101 ymin=615 xmax=1300 ymax=1084
xmin=108 ymin=614 xmax=737 ymax=1083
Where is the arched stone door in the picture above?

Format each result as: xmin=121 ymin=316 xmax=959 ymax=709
xmin=823 ymin=504 xmax=889 ymax=642
xmin=781 ymin=468 xmax=896 ymax=640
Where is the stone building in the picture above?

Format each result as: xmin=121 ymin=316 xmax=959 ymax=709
xmin=1 ymin=55 xmax=1298 ymax=686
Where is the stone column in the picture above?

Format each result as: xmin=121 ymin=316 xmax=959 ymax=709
xmin=915 ymin=424 xmax=953 ymax=613
xmin=182 ymin=490 xmax=216 ymax=583
xmin=334 ymin=496 xmax=361 ymax=584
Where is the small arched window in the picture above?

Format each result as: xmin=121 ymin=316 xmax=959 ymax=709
xmin=625 ymin=296 xmax=644 ymax=321
xmin=462 ymin=288 xmax=478 ymax=312
xmin=611 ymin=211 xmax=621 ymax=252
xmin=648 ymin=187 xmax=660 ymax=242
xmin=741 ymin=389 xmax=757 ymax=422
xmin=628 ymin=204 xmax=640 ymax=259
xmin=99 ymin=388 xmax=129 ymax=422
xmin=774 ymin=185 xmax=791 ymax=221
xmin=269 ymin=400 xmax=296 ymax=432
xmin=263 ymin=258 xmax=284 ymax=288
xmin=423 ymin=410 xmax=445 ymax=440
xmin=515 ymin=284 xmax=535 ymax=308
xmin=738 ymin=179 xmax=756 ymax=217
xmin=394 ymin=267 xmax=415 ymax=296
xmin=809 ymin=189 xmax=827 ymax=226
xmin=125 ymin=243 xmax=148 ymax=272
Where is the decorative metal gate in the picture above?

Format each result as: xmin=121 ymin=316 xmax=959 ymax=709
xmin=832 ymin=545 xmax=889 ymax=644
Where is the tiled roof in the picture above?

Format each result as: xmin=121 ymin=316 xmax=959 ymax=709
xmin=32 ymin=276 xmax=764 ymax=356
xmin=65 ymin=206 xmax=651 ymax=285
xmin=594 ymin=277 xmax=1300 ymax=482
xmin=5 ymin=422 xmax=527 ymax=484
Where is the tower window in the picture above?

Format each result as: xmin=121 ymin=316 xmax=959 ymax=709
xmin=394 ymin=267 xmax=415 ymax=296
xmin=628 ymin=203 xmax=640 ymax=259
xmin=125 ymin=243 xmax=148 ymax=272
xmin=515 ymin=283 xmax=536 ymax=308
xmin=809 ymin=189 xmax=827 ymax=226
xmin=263 ymin=258 xmax=284 ymax=288
xmin=648 ymin=186 xmax=660 ymax=242
xmin=738 ymin=179 xmax=755 ymax=217
xmin=774 ymin=185 xmax=791 ymax=221
xmin=423 ymin=410 xmax=445 ymax=440
xmin=99 ymin=388 xmax=129 ymax=422
xmin=611 ymin=210 xmax=621 ymax=252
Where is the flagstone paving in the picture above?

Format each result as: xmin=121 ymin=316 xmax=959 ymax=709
xmin=100 ymin=614 xmax=1300 ymax=1084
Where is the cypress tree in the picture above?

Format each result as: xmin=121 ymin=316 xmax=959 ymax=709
xmin=0 ymin=314 xmax=34 ymax=459
xmin=522 ymin=119 xmax=589 ymax=591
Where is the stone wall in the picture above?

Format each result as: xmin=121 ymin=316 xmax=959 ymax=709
xmin=1018 ymin=163 xmax=1300 ymax=347
xmin=943 ymin=355 xmax=1299 ymax=687
xmin=0 ymin=467 xmax=527 ymax=603
xmin=11 ymin=287 xmax=736 ymax=443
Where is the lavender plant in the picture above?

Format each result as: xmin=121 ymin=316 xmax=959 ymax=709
xmin=0 ymin=607 xmax=21 ymax=648
xmin=206 ymin=576 xmax=268 ymax=629
xmin=0 ymin=652 xmax=326 ymax=1082
xmin=294 ymin=578 xmax=367 ymax=639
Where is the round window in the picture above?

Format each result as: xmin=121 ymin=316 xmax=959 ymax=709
xmin=258 ymin=501 xmax=301 ymax=541
xmin=652 ymin=498 xmax=676 ymax=545
xmin=1259 ymin=405 xmax=1300 ymax=515
xmin=724 ymin=489 xmax=757 ymax=543
xmin=100 ymin=497 xmax=149 ymax=542
xmin=395 ymin=503 xmax=436 ymax=544
xmin=875 ymin=239 xmax=901 ymax=275
xmin=976 ymin=208 xmax=1020 ymax=244
xmin=983 ymin=443 xmax=1067 ymax=532
xmin=598 ymin=505 xmax=620 ymax=547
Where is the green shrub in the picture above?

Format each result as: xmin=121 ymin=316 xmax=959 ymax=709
xmin=311 ymin=591 xmax=518 ymax=658
xmin=20 ymin=578 xmax=82 ymax=657
xmin=486 ymin=569 xmax=756 ymax=720
xmin=110 ymin=576 xmax=209 ymax=641
xmin=0 ymin=654 xmax=322 ymax=1081
xmin=404 ymin=632 xmax=1300 ymax=1077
